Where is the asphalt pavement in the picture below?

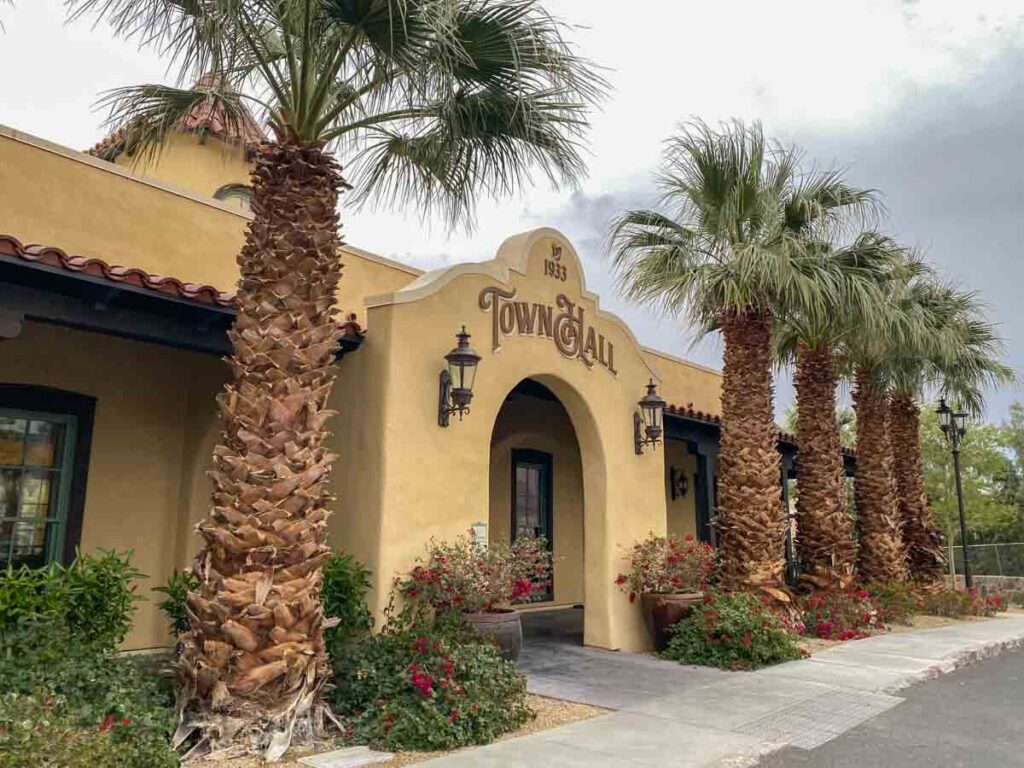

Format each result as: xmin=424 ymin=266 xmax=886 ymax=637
xmin=757 ymin=646 xmax=1024 ymax=768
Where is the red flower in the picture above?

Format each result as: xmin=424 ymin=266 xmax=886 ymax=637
xmin=411 ymin=671 xmax=434 ymax=696
xmin=412 ymin=636 xmax=432 ymax=653
xmin=512 ymin=578 xmax=533 ymax=600
xmin=448 ymin=709 xmax=461 ymax=723
xmin=99 ymin=714 xmax=117 ymax=732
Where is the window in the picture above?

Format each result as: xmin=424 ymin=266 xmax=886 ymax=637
xmin=0 ymin=411 xmax=76 ymax=568
xmin=213 ymin=183 xmax=253 ymax=212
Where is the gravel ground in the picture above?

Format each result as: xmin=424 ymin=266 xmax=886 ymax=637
xmin=194 ymin=694 xmax=607 ymax=768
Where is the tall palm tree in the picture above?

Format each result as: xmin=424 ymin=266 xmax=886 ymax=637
xmin=69 ymin=0 xmax=602 ymax=758
xmin=609 ymin=120 xmax=874 ymax=595
xmin=845 ymin=255 xmax=941 ymax=584
xmin=887 ymin=284 xmax=1013 ymax=589
xmin=775 ymin=233 xmax=897 ymax=590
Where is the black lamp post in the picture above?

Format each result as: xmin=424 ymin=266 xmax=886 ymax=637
xmin=936 ymin=398 xmax=972 ymax=588
xmin=634 ymin=380 xmax=666 ymax=454
xmin=438 ymin=326 xmax=481 ymax=427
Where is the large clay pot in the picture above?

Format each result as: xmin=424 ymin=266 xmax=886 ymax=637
xmin=462 ymin=609 xmax=523 ymax=661
xmin=640 ymin=592 xmax=703 ymax=652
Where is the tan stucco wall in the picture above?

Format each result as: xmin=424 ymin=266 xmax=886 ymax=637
xmin=664 ymin=441 xmax=698 ymax=540
xmin=642 ymin=348 xmax=722 ymax=417
xmin=0 ymin=127 xmax=421 ymax=317
xmin=0 ymin=321 xmax=225 ymax=650
xmin=110 ymin=131 xmax=253 ymax=205
xmin=488 ymin=393 xmax=584 ymax=607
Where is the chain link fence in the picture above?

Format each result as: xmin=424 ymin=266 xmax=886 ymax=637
xmin=951 ymin=543 xmax=1024 ymax=578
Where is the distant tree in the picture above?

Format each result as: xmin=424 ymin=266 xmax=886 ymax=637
xmin=920 ymin=408 xmax=1022 ymax=549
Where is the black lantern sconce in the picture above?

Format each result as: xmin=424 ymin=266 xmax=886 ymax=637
xmin=634 ymin=379 xmax=666 ymax=454
xmin=669 ymin=466 xmax=689 ymax=500
xmin=438 ymin=326 xmax=481 ymax=427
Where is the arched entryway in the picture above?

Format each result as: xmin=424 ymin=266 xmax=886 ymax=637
xmin=489 ymin=377 xmax=586 ymax=644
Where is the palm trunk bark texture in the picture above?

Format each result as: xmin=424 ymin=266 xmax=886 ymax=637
xmin=716 ymin=309 xmax=787 ymax=592
xmin=889 ymin=391 xmax=946 ymax=590
xmin=178 ymin=142 xmax=343 ymax=759
xmin=793 ymin=343 xmax=856 ymax=589
xmin=852 ymin=367 xmax=907 ymax=583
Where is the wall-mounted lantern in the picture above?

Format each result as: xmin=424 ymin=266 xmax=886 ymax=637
xmin=634 ymin=379 xmax=665 ymax=454
xmin=669 ymin=466 xmax=689 ymax=500
xmin=438 ymin=326 xmax=481 ymax=427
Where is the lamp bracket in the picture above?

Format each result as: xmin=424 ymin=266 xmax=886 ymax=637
xmin=438 ymin=369 xmax=452 ymax=428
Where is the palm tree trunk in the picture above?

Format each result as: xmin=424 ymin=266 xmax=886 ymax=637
xmin=178 ymin=142 xmax=343 ymax=759
xmin=852 ymin=367 xmax=907 ymax=583
xmin=889 ymin=392 xmax=946 ymax=590
xmin=717 ymin=309 xmax=786 ymax=592
xmin=793 ymin=343 xmax=856 ymax=589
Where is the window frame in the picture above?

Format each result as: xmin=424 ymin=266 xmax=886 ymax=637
xmin=0 ymin=385 xmax=95 ymax=565
xmin=0 ymin=409 xmax=77 ymax=566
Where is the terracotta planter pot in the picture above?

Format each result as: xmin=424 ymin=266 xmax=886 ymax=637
xmin=640 ymin=592 xmax=703 ymax=652
xmin=462 ymin=609 xmax=523 ymax=661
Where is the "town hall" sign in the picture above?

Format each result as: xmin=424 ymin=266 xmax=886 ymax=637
xmin=478 ymin=286 xmax=618 ymax=375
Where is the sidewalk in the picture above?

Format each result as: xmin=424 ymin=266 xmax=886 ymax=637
xmin=418 ymin=615 xmax=1024 ymax=768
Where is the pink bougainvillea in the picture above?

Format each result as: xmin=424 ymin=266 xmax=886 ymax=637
xmin=616 ymin=533 xmax=716 ymax=602
xmin=398 ymin=532 xmax=553 ymax=614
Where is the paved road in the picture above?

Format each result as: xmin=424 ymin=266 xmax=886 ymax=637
xmin=757 ymin=646 xmax=1024 ymax=768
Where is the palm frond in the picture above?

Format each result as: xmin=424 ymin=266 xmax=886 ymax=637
xmin=69 ymin=0 xmax=604 ymax=229
xmin=94 ymin=81 xmax=257 ymax=166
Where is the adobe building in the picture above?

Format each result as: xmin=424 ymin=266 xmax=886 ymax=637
xmin=0 ymin=110 xmax=838 ymax=652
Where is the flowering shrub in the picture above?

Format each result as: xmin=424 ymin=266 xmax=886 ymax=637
xmin=799 ymin=588 xmax=885 ymax=641
xmin=331 ymin=618 xmax=532 ymax=751
xmin=865 ymin=580 xmax=918 ymax=625
xmin=919 ymin=587 xmax=1011 ymax=618
xmin=615 ymin=533 xmax=716 ymax=603
xmin=398 ymin=533 xmax=552 ymax=614
xmin=661 ymin=591 xmax=804 ymax=670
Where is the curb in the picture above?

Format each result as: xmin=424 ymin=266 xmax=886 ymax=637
xmin=885 ymin=631 xmax=1024 ymax=693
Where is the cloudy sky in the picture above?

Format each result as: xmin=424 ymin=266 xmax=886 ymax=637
xmin=2 ymin=0 xmax=1023 ymax=419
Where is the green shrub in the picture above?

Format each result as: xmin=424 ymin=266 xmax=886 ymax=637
xmin=866 ymin=580 xmax=919 ymax=625
xmin=332 ymin=618 xmax=532 ymax=751
xmin=662 ymin=591 xmax=804 ymax=670
xmin=154 ymin=569 xmax=200 ymax=636
xmin=918 ymin=587 xmax=1008 ymax=618
xmin=0 ymin=550 xmax=141 ymax=653
xmin=1010 ymin=589 xmax=1024 ymax=608
xmin=0 ymin=692 xmax=177 ymax=768
xmin=322 ymin=553 xmax=374 ymax=662
xmin=0 ymin=552 xmax=176 ymax=766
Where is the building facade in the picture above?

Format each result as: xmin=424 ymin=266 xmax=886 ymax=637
xmin=0 ymin=117 xmax=836 ymax=652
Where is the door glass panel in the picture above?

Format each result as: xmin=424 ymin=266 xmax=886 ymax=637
xmin=511 ymin=451 xmax=553 ymax=600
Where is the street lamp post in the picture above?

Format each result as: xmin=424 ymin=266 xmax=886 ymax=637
xmin=936 ymin=398 xmax=972 ymax=589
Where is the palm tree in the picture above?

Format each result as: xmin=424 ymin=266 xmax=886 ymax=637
xmin=845 ymin=255 xmax=942 ymax=584
xmin=887 ymin=283 xmax=1013 ymax=589
xmin=609 ymin=120 xmax=875 ymax=595
xmin=69 ymin=0 xmax=602 ymax=758
xmin=775 ymin=233 xmax=897 ymax=590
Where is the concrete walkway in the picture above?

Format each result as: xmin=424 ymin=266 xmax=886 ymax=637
xmin=419 ymin=615 xmax=1024 ymax=767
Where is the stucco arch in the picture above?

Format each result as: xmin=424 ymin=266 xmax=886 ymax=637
xmin=331 ymin=228 xmax=670 ymax=651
